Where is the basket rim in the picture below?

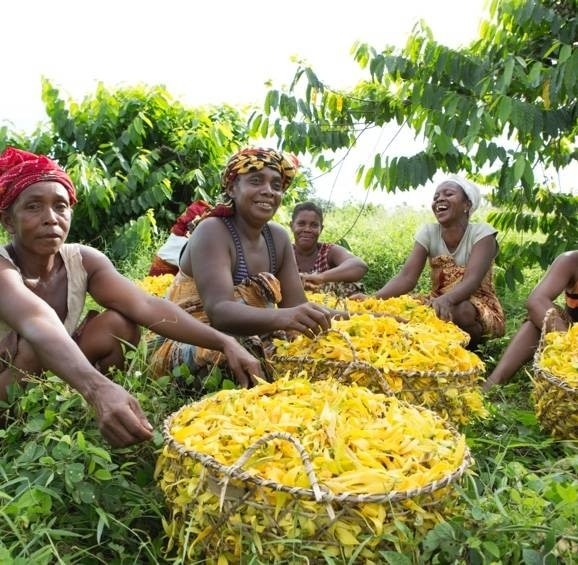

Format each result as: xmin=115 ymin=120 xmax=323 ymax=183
xmin=533 ymin=307 xmax=578 ymax=395
xmin=162 ymin=397 xmax=472 ymax=505
xmin=271 ymin=354 xmax=482 ymax=380
xmin=532 ymin=363 xmax=578 ymax=395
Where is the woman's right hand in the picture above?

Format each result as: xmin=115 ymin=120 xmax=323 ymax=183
xmin=88 ymin=380 xmax=154 ymax=447
xmin=279 ymin=303 xmax=333 ymax=337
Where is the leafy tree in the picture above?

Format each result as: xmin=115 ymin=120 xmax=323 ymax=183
xmin=1 ymin=81 xmax=251 ymax=260
xmin=250 ymin=0 xmax=577 ymax=288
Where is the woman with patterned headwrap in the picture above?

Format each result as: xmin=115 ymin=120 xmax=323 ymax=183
xmin=149 ymin=147 xmax=334 ymax=387
xmin=0 ymin=147 xmax=262 ymax=447
xmin=352 ymin=175 xmax=504 ymax=348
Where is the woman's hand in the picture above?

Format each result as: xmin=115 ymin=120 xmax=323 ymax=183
xmin=89 ymin=380 xmax=154 ymax=447
xmin=300 ymin=272 xmax=325 ymax=291
xmin=221 ymin=337 xmax=263 ymax=388
xmin=278 ymin=303 xmax=333 ymax=337
xmin=348 ymin=292 xmax=369 ymax=301
xmin=429 ymin=295 xmax=455 ymax=321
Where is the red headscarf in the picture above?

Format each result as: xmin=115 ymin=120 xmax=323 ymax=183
xmin=0 ymin=147 xmax=77 ymax=210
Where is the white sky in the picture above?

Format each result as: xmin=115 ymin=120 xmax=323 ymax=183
xmin=2 ymin=0 xmax=489 ymax=206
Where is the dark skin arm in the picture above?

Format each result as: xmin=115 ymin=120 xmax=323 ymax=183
xmin=0 ymin=259 xmax=153 ymax=447
xmin=483 ymin=250 xmax=578 ymax=389
xmin=526 ymin=251 xmax=578 ymax=331
xmin=181 ymin=219 xmax=332 ymax=337
xmin=353 ymin=235 xmax=496 ymax=322
xmin=81 ymin=246 xmax=263 ymax=387
xmin=301 ymin=245 xmax=368 ymax=289
xmin=427 ymin=235 xmax=497 ymax=321
xmin=361 ymin=242 xmax=428 ymax=300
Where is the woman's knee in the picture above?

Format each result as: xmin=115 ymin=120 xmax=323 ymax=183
xmin=77 ymin=310 xmax=141 ymax=358
xmin=452 ymin=301 xmax=478 ymax=327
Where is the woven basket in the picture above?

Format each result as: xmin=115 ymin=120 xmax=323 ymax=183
xmin=531 ymin=308 xmax=578 ymax=439
xmin=273 ymin=329 xmax=392 ymax=395
xmin=157 ymin=379 xmax=472 ymax=563
xmin=272 ymin=328 xmax=486 ymax=427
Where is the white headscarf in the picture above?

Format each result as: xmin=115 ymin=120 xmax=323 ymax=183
xmin=445 ymin=174 xmax=481 ymax=214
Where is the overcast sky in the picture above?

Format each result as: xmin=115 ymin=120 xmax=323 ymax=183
xmin=2 ymin=0 xmax=488 ymax=205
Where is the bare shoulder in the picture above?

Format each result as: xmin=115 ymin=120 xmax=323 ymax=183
xmin=267 ymin=221 xmax=291 ymax=244
xmin=193 ymin=217 xmax=228 ymax=235
xmin=78 ymin=244 xmax=115 ymax=274
xmin=552 ymin=250 xmax=578 ymax=274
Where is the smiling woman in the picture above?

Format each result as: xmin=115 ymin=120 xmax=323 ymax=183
xmin=353 ymin=175 xmax=504 ymax=348
xmin=149 ymin=147 xmax=337 ymax=387
xmin=0 ymin=147 xmax=264 ymax=446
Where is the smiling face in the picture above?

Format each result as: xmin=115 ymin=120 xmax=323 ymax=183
xmin=291 ymin=209 xmax=323 ymax=252
xmin=226 ymin=167 xmax=285 ymax=225
xmin=432 ymin=180 xmax=471 ymax=225
xmin=1 ymin=181 xmax=72 ymax=255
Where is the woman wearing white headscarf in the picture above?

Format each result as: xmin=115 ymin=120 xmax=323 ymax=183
xmin=354 ymin=175 xmax=504 ymax=348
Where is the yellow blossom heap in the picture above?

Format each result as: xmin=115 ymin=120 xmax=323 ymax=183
xmin=134 ymin=274 xmax=175 ymax=297
xmin=307 ymin=292 xmax=470 ymax=346
xmin=533 ymin=325 xmax=578 ymax=438
xmin=157 ymin=376 xmax=471 ymax=564
xmin=273 ymin=311 xmax=487 ymax=426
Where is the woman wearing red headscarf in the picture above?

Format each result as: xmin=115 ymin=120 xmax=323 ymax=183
xmin=0 ymin=147 xmax=262 ymax=447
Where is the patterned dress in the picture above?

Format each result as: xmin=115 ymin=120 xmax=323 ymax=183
xmin=148 ymin=219 xmax=282 ymax=392
xmin=415 ymin=223 xmax=505 ymax=339
xmin=294 ymin=242 xmax=364 ymax=298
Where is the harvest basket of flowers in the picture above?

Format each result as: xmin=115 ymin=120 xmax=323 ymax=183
xmin=156 ymin=376 xmax=472 ymax=564
xmin=532 ymin=308 xmax=578 ymax=439
xmin=306 ymin=293 xmax=471 ymax=347
xmin=272 ymin=314 xmax=487 ymax=426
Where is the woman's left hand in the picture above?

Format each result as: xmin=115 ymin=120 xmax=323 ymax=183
xmin=221 ymin=338 xmax=263 ymax=388
xmin=300 ymin=272 xmax=325 ymax=290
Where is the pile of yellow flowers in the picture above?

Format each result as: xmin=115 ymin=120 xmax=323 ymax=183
xmin=533 ymin=326 xmax=578 ymax=438
xmin=157 ymin=376 xmax=470 ymax=563
xmin=134 ymin=274 xmax=175 ymax=297
xmin=273 ymin=313 xmax=487 ymax=425
xmin=306 ymin=292 xmax=470 ymax=345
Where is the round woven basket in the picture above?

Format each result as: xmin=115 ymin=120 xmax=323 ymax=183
xmin=531 ymin=308 xmax=578 ymax=439
xmin=157 ymin=378 xmax=472 ymax=563
xmin=272 ymin=328 xmax=486 ymax=427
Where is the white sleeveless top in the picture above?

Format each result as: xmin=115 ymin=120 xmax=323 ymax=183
xmin=0 ymin=243 xmax=88 ymax=340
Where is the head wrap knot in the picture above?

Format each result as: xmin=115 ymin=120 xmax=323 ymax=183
xmin=0 ymin=147 xmax=77 ymax=210
xmin=445 ymin=174 xmax=481 ymax=214
xmin=220 ymin=147 xmax=298 ymax=192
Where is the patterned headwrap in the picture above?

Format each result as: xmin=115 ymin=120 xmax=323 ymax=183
xmin=0 ymin=147 xmax=77 ymax=210
xmin=220 ymin=147 xmax=298 ymax=192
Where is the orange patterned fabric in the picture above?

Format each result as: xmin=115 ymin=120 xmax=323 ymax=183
xmin=428 ymin=254 xmax=505 ymax=339
xmin=148 ymin=270 xmax=282 ymax=379
xmin=148 ymin=255 xmax=179 ymax=277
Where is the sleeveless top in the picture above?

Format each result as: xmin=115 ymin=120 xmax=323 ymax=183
xmin=221 ymin=217 xmax=277 ymax=284
xmin=293 ymin=242 xmax=334 ymax=273
xmin=0 ymin=243 xmax=88 ymax=340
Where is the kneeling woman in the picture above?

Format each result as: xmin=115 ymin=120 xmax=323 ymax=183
xmin=355 ymin=176 xmax=504 ymax=349
xmin=150 ymin=148 xmax=334 ymax=390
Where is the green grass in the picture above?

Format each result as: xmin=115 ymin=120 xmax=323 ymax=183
xmin=1 ymin=204 xmax=577 ymax=564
